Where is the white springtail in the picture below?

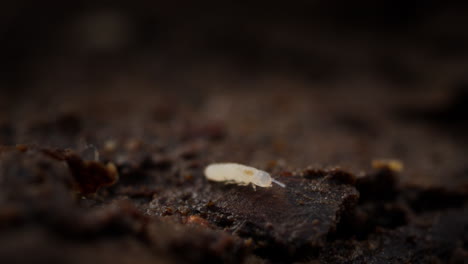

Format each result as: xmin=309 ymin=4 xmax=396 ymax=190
xmin=204 ymin=163 xmax=286 ymax=189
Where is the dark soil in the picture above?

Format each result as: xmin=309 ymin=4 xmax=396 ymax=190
xmin=1 ymin=2 xmax=468 ymax=263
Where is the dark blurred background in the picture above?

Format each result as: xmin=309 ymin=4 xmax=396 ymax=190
xmin=2 ymin=0 xmax=468 ymax=93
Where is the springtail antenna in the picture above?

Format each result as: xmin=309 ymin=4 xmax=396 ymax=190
xmin=272 ymin=178 xmax=286 ymax=188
